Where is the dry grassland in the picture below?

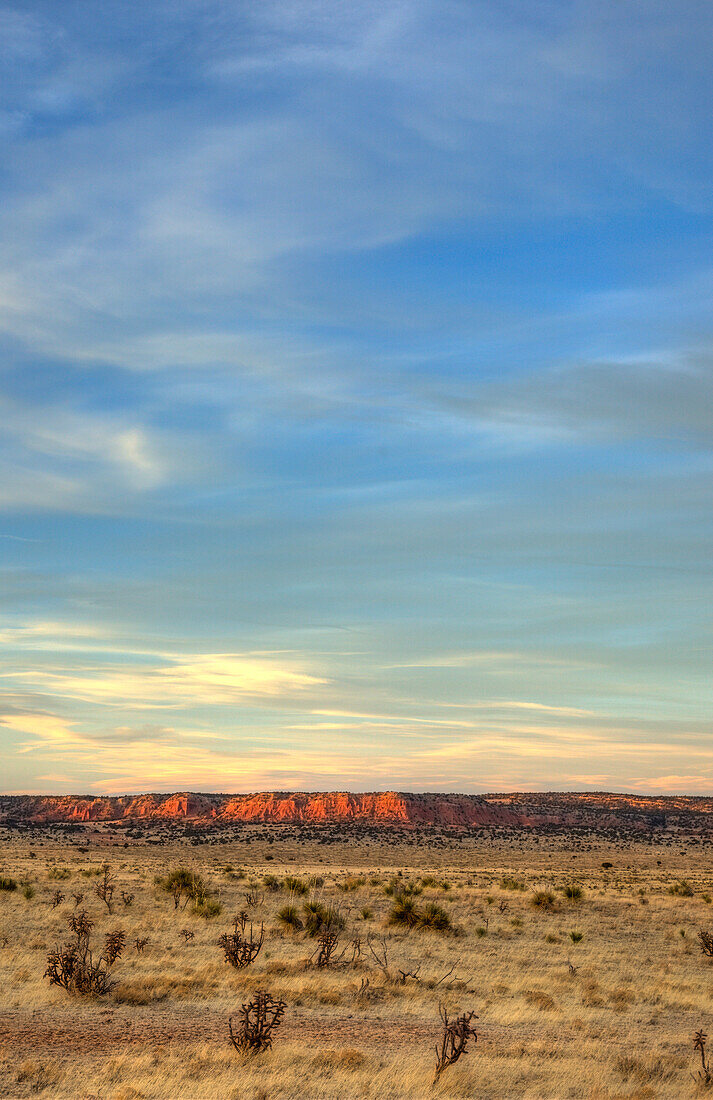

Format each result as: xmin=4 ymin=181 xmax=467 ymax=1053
xmin=1 ymin=832 xmax=713 ymax=1099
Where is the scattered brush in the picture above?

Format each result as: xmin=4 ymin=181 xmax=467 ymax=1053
xmin=419 ymin=903 xmax=452 ymax=932
xmin=179 ymin=929 xmax=195 ymax=943
xmin=50 ymin=890 xmax=64 ymax=909
xmin=388 ymin=895 xmax=452 ymax=932
xmin=157 ymin=867 xmax=207 ymax=910
xmin=134 ymin=937 xmax=149 ymax=953
xmin=304 ymin=901 xmax=345 ymax=938
xmin=121 ymin=892 xmax=134 ymax=907
xmin=388 ymin=895 xmax=420 ymax=929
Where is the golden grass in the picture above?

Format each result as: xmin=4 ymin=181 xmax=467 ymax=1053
xmin=0 ymin=833 xmax=712 ymax=1097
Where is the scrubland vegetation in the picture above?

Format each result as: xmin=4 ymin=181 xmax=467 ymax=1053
xmin=1 ymin=832 xmax=713 ymax=1098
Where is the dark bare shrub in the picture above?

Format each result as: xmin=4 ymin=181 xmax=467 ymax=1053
xmin=219 ymin=918 xmax=264 ymax=969
xmin=94 ymin=866 xmax=115 ymax=913
xmin=228 ymin=991 xmax=286 ymax=1055
xmin=699 ymin=929 xmax=713 ymax=958
xmin=45 ymin=917 xmax=115 ymax=997
xmin=693 ymin=1029 xmax=713 ymax=1087
xmin=104 ymin=930 xmax=126 ymax=965
xmin=434 ymin=1004 xmax=478 ymax=1079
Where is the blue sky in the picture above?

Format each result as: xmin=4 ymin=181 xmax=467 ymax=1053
xmin=1 ymin=1 xmax=713 ymax=795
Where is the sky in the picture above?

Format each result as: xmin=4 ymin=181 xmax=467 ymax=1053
xmin=1 ymin=1 xmax=713 ymax=797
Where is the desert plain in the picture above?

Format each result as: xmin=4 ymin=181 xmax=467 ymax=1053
xmin=1 ymin=794 xmax=713 ymax=1100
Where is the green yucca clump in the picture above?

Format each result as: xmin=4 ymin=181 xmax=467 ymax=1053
xmin=418 ymin=903 xmax=451 ymax=931
xmin=669 ymin=880 xmax=694 ymax=897
xmin=283 ymin=876 xmax=309 ymax=896
xmin=388 ymin=895 xmax=420 ymax=929
xmin=303 ymin=901 xmax=345 ymax=937
xmin=0 ymin=876 xmax=17 ymax=891
xmin=562 ymin=884 xmax=584 ymax=901
xmin=569 ymin=930 xmax=584 ymax=943
xmin=48 ymin=867 xmax=71 ymax=880
xmin=278 ymin=904 xmax=303 ymax=931
xmin=337 ymin=876 xmax=366 ymax=893
xmin=192 ymin=896 xmax=222 ymax=919
xmin=531 ymin=890 xmax=556 ymax=911
xmin=500 ymin=876 xmax=525 ymax=891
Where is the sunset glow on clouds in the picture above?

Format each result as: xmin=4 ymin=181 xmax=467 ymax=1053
xmin=1 ymin=2 xmax=713 ymax=794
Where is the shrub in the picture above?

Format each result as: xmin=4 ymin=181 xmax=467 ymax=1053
xmin=45 ymin=914 xmax=118 ymax=997
xmin=500 ymin=876 xmax=525 ymax=891
xmin=0 ymin=876 xmax=17 ymax=892
xmin=278 ymin=904 xmax=303 ymax=931
xmin=562 ymin=884 xmax=583 ymax=901
xmin=388 ymin=895 xmax=419 ymax=929
xmin=193 ymin=896 xmax=222 ymax=919
xmin=283 ymin=876 xmax=309 ymax=896
xmin=304 ymin=901 xmax=345 ymax=938
xmin=698 ymin=929 xmax=713 ymax=957
xmin=531 ymin=890 xmax=556 ymax=911
xmin=48 ymin=867 xmax=71 ymax=881
xmin=219 ymin=918 xmax=264 ymax=969
xmin=158 ymin=867 xmax=207 ymax=909
xmin=23 ymin=884 xmax=35 ymax=900
xmin=418 ymin=903 xmax=451 ymax=932
xmin=669 ymin=880 xmax=694 ymax=897
xmin=104 ymin=930 xmax=126 ymax=965
xmin=263 ymin=875 xmax=281 ymax=892
xmin=337 ymin=876 xmax=365 ymax=893
xmin=360 ymin=907 xmax=373 ymax=921
xmin=434 ymin=1005 xmax=478 ymax=1079
xmin=228 ymin=990 xmax=286 ymax=1055
xmin=569 ymin=930 xmax=584 ymax=944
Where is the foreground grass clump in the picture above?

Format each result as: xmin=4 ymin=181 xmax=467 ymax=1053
xmin=388 ymin=895 xmax=452 ymax=932
xmin=530 ymin=890 xmax=556 ymax=911
xmin=156 ymin=866 xmax=220 ymax=916
xmin=0 ymin=875 xmax=17 ymax=891
xmin=278 ymin=903 xmax=303 ymax=931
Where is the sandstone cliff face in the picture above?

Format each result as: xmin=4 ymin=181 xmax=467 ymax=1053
xmin=0 ymin=791 xmax=523 ymax=827
xmin=1 ymin=791 xmax=712 ymax=831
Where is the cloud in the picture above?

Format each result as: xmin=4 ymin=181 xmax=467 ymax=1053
xmin=442 ymin=349 xmax=713 ymax=451
xmin=1 ymin=650 xmax=327 ymax=708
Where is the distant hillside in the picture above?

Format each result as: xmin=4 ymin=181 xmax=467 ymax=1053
xmin=1 ymin=790 xmax=712 ymax=833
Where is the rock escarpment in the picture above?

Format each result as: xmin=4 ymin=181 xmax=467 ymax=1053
xmin=1 ymin=790 xmax=711 ymax=832
xmin=0 ymin=790 xmax=520 ymax=826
